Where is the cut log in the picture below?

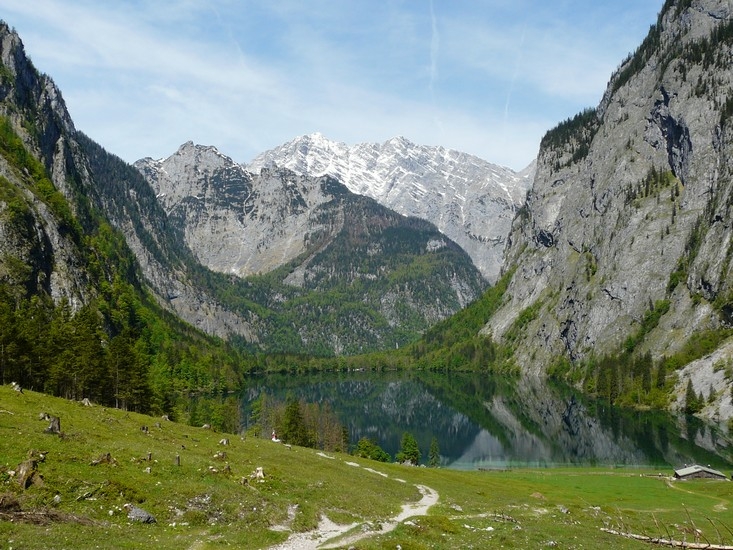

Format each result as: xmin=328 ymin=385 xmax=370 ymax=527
xmin=16 ymin=459 xmax=43 ymax=489
xmin=601 ymin=527 xmax=733 ymax=549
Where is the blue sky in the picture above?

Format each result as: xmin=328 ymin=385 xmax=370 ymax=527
xmin=4 ymin=0 xmax=661 ymax=170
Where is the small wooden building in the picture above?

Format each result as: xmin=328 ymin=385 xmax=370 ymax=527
xmin=673 ymin=464 xmax=727 ymax=480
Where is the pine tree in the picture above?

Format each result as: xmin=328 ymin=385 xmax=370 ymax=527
xmin=396 ymin=432 xmax=421 ymax=465
xmin=281 ymin=397 xmax=303 ymax=444
xmin=280 ymin=397 xmax=314 ymax=447
xmin=428 ymin=437 xmax=440 ymax=467
xmin=638 ymin=352 xmax=652 ymax=393
xmin=684 ymin=378 xmax=702 ymax=414
xmin=655 ymin=360 xmax=667 ymax=389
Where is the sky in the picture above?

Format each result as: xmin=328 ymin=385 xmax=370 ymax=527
xmin=3 ymin=0 xmax=662 ymax=171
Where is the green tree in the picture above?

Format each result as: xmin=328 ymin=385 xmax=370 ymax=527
xmin=354 ymin=437 xmax=391 ymax=462
xmin=211 ymin=396 xmax=241 ymax=433
xmin=428 ymin=436 xmax=440 ymax=467
xmin=396 ymin=432 xmax=421 ymax=465
xmin=684 ymin=379 xmax=702 ymax=415
xmin=280 ymin=397 xmax=315 ymax=447
xmin=655 ymin=360 xmax=667 ymax=389
xmin=248 ymin=393 xmax=267 ymax=436
xmin=638 ymin=352 xmax=653 ymax=394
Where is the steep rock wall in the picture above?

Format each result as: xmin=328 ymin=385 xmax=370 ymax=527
xmin=488 ymin=0 xmax=733 ymax=379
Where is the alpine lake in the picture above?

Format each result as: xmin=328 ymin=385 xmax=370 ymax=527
xmin=237 ymin=370 xmax=733 ymax=472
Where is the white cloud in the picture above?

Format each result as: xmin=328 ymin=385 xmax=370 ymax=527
xmin=2 ymin=0 xmax=661 ymax=170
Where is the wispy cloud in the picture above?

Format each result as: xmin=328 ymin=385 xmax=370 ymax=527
xmin=429 ymin=0 xmax=439 ymax=95
xmin=428 ymin=0 xmax=444 ymax=137
xmin=2 ymin=0 xmax=662 ymax=170
xmin=504 ymin=24 xmax=526 ymax=123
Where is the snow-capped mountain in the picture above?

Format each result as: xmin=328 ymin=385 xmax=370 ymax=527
xmin=248 ymin=133 xmax=534 ymax=282
xmin=135 ymin=142 xmax=486 ymax=353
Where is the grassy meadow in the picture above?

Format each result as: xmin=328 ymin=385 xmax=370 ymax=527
xmin=1 ymin=384 xmax=733 ymax=549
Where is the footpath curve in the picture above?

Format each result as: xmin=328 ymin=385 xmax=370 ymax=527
xmin=269 ymin=455 xmax=439 ymax=550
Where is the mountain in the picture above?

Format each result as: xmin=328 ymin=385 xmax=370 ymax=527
xmin=135 ymin=142 xmax=486 ymax=354
xmin=248 ymin=133 xmax=533 ymax=282
xmin=0 ymin=21 xmax=258 ymax=409
xmin=0 ymin=17 xmax=484 ymax=371
xmin=483 ymin=0 xmax=733 ymax=415
xmin=0 ymin=22 xmax=262 ymax=343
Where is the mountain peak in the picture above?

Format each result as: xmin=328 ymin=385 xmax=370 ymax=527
xmin=171 ymin=141 xmax=235 ymax=166
xmin=248 ymin=133 xmax=531 ymax=282
xmin=386 ymin=135 xmax=411 ymax=147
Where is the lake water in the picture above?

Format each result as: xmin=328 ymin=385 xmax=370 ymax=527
xmin=239 ymin=370 xmax=733 ymax=471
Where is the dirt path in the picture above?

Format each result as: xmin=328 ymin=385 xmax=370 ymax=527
xmin=268 ymin=465 xmax=438 ymax=550
xmin=319 ymin=484 xmax=438 ymax=550
xmin=268 ymin=515 xmax=360 ymax=550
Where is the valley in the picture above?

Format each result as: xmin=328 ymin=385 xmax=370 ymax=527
xmin=3 ymin=0 xmax=733 ymax=546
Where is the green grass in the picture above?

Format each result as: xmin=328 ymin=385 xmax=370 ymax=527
xmin=2 ymin=386 xmax=733 ymax=549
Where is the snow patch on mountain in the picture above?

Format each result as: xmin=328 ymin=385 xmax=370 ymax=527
xmin=248 ymin=133 xmax=533 ymax=282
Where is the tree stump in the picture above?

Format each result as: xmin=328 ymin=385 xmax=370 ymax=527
xmin=90 ymin=452 xmax=117 ymax=466
xmin=42 ymin=414 xmax=61 ymax=434
xmin=16 ymin=459 xmax=43 ymax=489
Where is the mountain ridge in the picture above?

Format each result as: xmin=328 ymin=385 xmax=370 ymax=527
xmin=247 ymin=133 xmax=534 ymax=282
xmin=0 ymin=18 xmax=485 ymax=362
xmin=135 ymin=140 xmax=487 ymax=354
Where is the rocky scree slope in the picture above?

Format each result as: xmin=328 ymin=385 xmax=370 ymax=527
xmin=136 ymin=144 xmax=486 ymax=354
xmin=248 ymin=133 xmax=534 ymax=283
xmin=485 ymin=0 xmax=733 ymax=415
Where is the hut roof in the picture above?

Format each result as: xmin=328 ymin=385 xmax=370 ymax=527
xmin=673 ymin=464 xmax=726 ymax=479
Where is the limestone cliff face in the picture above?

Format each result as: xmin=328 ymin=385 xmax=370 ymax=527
xmin=487 ymin=0 xmax=733 ymax=384
xmin=136 ymin=143 xmax=339 ymax=277
xmin=249 ymin=133 xmax=534 ymax=282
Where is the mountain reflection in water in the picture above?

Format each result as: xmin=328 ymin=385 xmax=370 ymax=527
xmin=239 ymin=371 xmax=733 ymax=470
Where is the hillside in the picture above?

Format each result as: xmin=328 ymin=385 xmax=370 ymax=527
xmin=2 ymin=385 xmax=733 ymax=549
xmin=483 ymin=0 xmax=733 ymax=416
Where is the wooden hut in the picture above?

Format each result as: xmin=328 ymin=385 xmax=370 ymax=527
xmin=673 ymin=464 xmax=727 ymax=480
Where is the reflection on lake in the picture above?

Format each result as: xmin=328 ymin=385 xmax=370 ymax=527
xmin=240 ymin=371 xmax=733 ymax=470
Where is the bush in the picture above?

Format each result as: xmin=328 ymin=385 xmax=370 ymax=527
xmin=354 ymin=437 xmax=391 ymax=462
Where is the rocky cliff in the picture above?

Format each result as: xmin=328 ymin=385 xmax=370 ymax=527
xmin=0 ymin=24 xmax=90 ymax=309
xmin=486 ymin=0 xmax=733 ymax=415
xmin=248 ymin=133 xmax=534 ymax=283
xmin=136 ymin=142 xmax=487 ymax=354
xmin=137 ymin=142 xmax=352 ymax=277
